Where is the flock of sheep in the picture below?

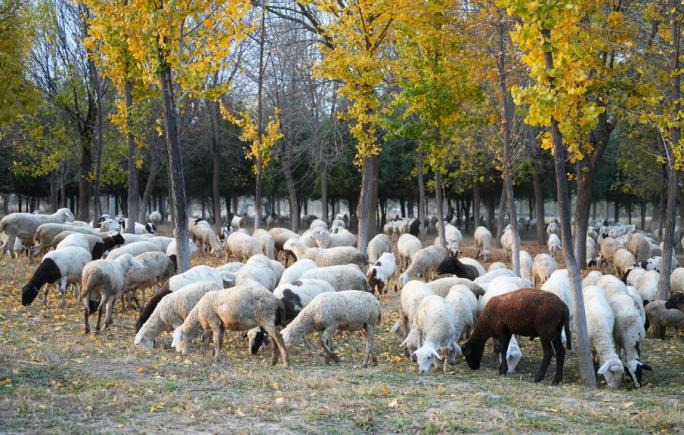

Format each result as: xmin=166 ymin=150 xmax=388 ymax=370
xmin=1 ymin=207 xmax=684 ymax=389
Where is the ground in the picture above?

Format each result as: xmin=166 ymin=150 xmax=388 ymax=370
xmin=0 ymin=232 xmax=683 ymax=433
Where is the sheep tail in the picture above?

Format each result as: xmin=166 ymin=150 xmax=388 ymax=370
xmin=563 ymin=305 xmax=572 ymax=351
xmin=136 ymin=289 xmax=171 ymax=332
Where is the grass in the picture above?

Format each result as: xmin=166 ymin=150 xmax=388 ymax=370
xmin=0 ymin=237 xmax=683 ymax=433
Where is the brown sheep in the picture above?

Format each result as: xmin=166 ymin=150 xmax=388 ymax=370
xmin=462 ymin=288 xmax=571 ymax=385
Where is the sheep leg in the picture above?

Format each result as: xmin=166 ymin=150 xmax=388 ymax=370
xmin=213 ymin=326 xmax=224 ymax=362
xmin=534 ymin=338 xmax=554 ymax=383
xmin=83 ymin=302 xmax=91 ymax=334
xmin=550 ymin=336 xmax=565 ymax=385
xmin=201 ymin=329 xmax=212 ymax=355
xmin=42 ymin=285 xmax=50 ymax=306
xmin=59 ymin=277 xmax=68 ymax=308
xmin=362 ymin=325 xmax=375 ymax=368
xmin=497 ymin=333 xmax=512 ymax=375
xmin=103 ymin=298 xmax=115 ymax=330
xmin=262 ymin=323 xmax=289 ymax=369
xmin=7 ymin=235 xmax=16 ymax=259
xmin=95 ymin=298 xmax=106 ymax=333
xmin=320 ymin=327 xmax=339 ymax=364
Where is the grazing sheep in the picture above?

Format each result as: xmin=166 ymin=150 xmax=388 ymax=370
xmin=21 ymin=246 xmax=92 ymax=307
xmin=148 ymin=211 xmax=163 ymax=226
xmin=166 ymin=238 xmax=199 ymax=257
xmin=397 ymin=234 xmax=422 ymax=272
xmin=231 ymin=215 xmax=246 ymax=229
xmin=311 ymin=227 xmax=356 ymax=248
xmin=279 ymin=259 xmax=317 ymax=286
xmin=400 ymin=245 xmax=448 ymax=285
xmin=645 ymin=301 xmax=684 ymax=337
xmin=122 ymin=252 xmax=177 ymax=308
xmin=252 ymin=228 xmax=276 ymax=259
xmin=627 ymin=232 xmax=651 ymax=263
xmin=134 ymin=281 xmax=222 ymax=348
xmin=518 ymin=250 xmax=533 ymax=281
xmin=462 ymin=288 xmax=570 ymax=385
xmin=0 ymin=208 xmax=75 ymax=258
xmin=56 ymin=233 xmax=124 ymax=260
xmin=280 ymin=290 xmax=381 ymax=367
xmin=234 ymin=255 xmax=280 ymax=291
xmin=225 ymin=232 xmax=263 ymax=262
xmin=367 ymin=252 xmax=396 ymax=294
xmin=473 ymin=268 xmax=517 ymax=291
xmin=479 ymin=276 xmax=533 ymax=313
xmin=487 ymin=262 xmax=507 ymax=272
xmin=172 ymin=281 xmax=289 ymax=367
xmin=80 ymin=254 xmax=140 ymax=333
xmin=436 ymin=254 xmax=480 ymax=281
xmin=541 ymin=269 xmax=573 ymax=326
xmin=547 ymin=234 xmax=561 ymax=259
xmin=309 ymin=219 xmax=328 ymax=231
xmin=32 ymin=223 xmax=100 ymax=256
xmin=444 ymin=223 xmax=463 ymax=254
xmin=613 ymin=248 xmax=637 ymax=277
xmin=582 ymin=286 xmax=624 ymax=388
xmin=426 ymin=277 xmax=485 ymax=300
xmin=107 ymin=241 xmax=162 ymax=260
xmin=300 ymin=264 xmax=370 ymax=292
xmin=164 ymin=265 xmax=225 ymax=292
xmin=474 ymin=226 xmax=492 ymax=261
xmin=394 ymin=280 xmax=435 ymax=349
xmin=599 ymin=236 xmax=622 ymax=264
xmin=404 ymin=295 xmax=462 ymax=373
xmin=283 ymin=239 xmax=366 ymax=268
xmin=189 ymin=220 xmax=223 ymax=257
xmin=532 ymin=254 xmax=558 ymax=288
xmin=582 ymin=270 xmax=603 ymax=287
xmin=445 ymin=285 xmax=477 ymax=331
xmin=268 ymin=227 xmax=299 ymax=254
xmin=367 ymin=234 xmax=392 ymax=265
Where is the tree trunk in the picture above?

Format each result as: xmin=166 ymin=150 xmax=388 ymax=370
xmin=77 ymin=134 xmax=92 ymax=221
xmin=160 ymin=64 xmax=191 ymax=272
xmin=435 ymin=171 xmax=447 ymax=248
xmin=93 ymin=77 xmax=105 ymax=219
xmin=532 ymin=144 xmax=546 ymax=245
xmin=138 ymin=142 xmax=161 ymax=223
xmin=487 ymin=195 xmax=495 ymax=230
xmin=495 ymin=188 xmax=506 ymax=244
xmin=124 ymin=80 xmax=139 ymax=235
xmin=542 ymin=28 xmax=597 ymax=388
xmin=321 ymin=162 xmax=329 ymax=223
xmin=253 ymin=7 xmax=267 ymax=231
xmin=209 ymin=100 xmax=222 ymax=234
xmin=356 ymin=155 xmax=379 ymax=254
xmin=283 ymin=145 xmax=299 ymax=232
xmin=417 ymin=152 xmax=427 ymax=239
xmin=640 ymin=202 xmax=646 ymax=230
xmin=614 ymin=200 xmax=619 ymax=223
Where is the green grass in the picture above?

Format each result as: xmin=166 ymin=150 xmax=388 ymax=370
xmin=1 ymin=245 xmax=683 ymax=433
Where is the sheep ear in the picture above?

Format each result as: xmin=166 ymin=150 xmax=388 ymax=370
xmin=597 ymin=362 xmax=610 ymax=375
xmin=432 ymin=349 xmax=443 ymax=360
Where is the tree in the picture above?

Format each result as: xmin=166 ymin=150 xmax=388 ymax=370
xmin=503 ymin=0 xmax=599 ymax=388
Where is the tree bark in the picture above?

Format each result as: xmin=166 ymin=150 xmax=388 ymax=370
xmin=321 ymin=162 xmax=329 ymax=223
xmin=356 ymin=155 xmax=379 ymax=254
xmin=124 ymin=80 xmax=139 ymax=234
xmin=435 ymin=171 xmax=447 ymax=248
xmin=138 ymin=142 xmax=161 ymax=223
xmin=253 ymin=7 xmax=267 ymax=231
xmin=209 ymin=99 xmax=222 ymax=234
xmin=542 ymin=28 xmax=597 ymax=388
xmin=473 ymin=183 xmax=480 ymax=228
xmin=532 ymin=140 xmax=546 ymax=245
xmin=282 ymin=141 xmax=299 ymax=232
xmin=495 ymin=188 xmax=506 ymax=244
xmin=417 ymin=152 xmax=427 ymax=239
xmin=160 ymin=64 xmax=191 ymax=271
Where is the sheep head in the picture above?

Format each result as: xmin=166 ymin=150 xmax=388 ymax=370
xmin=597 ymin=358 xmax=624 ymax=389
xmin=413 ymin=344 xmax=442 ymax=374
xmin=461 ymin=338 xmax=485 ymax=370
xmin=624 ymin=359 xmax=652 ymax=388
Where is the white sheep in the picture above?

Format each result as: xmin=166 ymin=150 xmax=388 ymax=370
xmin=404 ymin=295 xmax=462 ymax=373
xmin=164 ymin=265 xmax=224 ymax=292
xmin=311 ymin=227 xmax=356 ymax=248
xmin=300 ymin=264 xmax=370 ymax=292
xmin=0 ymin=208 xmax=74 ymax=258
xmin=253 ymin=228 xmax=276 ymax=259
xmin=280 ymin=290 xmax=381 ymax=367
xmin=367 ymin=233 xmax=392 ymax=265
xmin=586 ymin=237 xmax=598 ymax=267
xmin=123 ymin=218 xmax=156 ymax=234
xmin=166 ymin=238 xmax=199 ymax=257
xmin=519 ymin=250 xmax=533 ymax=281
xmin=532 ymin=253 xmax=558 ymax=288
xmin=231 ymin=215 xmax=246 ymax=229
xmin=487 ymin=262 xmax=507 ymax=272
xmin=635 ymin=270 xmax=659 ymax=303
xmin=474 ymin=226 xmax=492 ymax=261
xmin=367 ymin=252 xmax=396 ymax=294
xmin=122 ymin=251 xmax=177 ymax=308
xmin=394 ymin=280 xmax=435 ymax=351
xmin=670 ymin=267 xmax=684 ymax=294
xmin=309 ymin=218 xmax=328 ymax=231
xmin=500 ymin=226 xmax=513 ymax=255
xmin=80 ymin=254 xmax=141 ymax=333
xmin=582 ymin=285 xmax=624 ymax=388
xmin=547 ymin=233 xmax=561 ymax=259
xmin=459 ymin=257 xmax=486 ymax=277
xmin=645 ymin=301 xmax=684 ymax=337
xmin=623 ymin=266 xmax=646 ymax=287
xmin=32 ymin=223 xmax=100 ymax=256
xmin=582 ymin=270 xmax=603 ymax=288
xmin=21 ymin=246 xmax=91 ymax=307
xmin=626 ymin=232 xmax=650 ymax=262
xmin=107 ymin=241 xmax=162 ymax=260
xmin=56 ymin=232 xmax=125 ymax=260
xmin=598 ymin=236 xmax=622 ymax=264
xmin=279 ymin=259 xmax=317 ymax=286
xmin=400 ymin=245 xmax=448 ymax=285
xmin=148 ymin=211 xmax=163 ymax=226
xmin=235 ymin=255 xmax=280 ymax=291
xmin=479 ymin=276 xmax=532 ymax=312
xmin=225 ymin=232 xmax=263 ymax=262
xmin=268 ymin=227 xmax=299 ymax=254
xmin=473 ymin=268 xmax=516 ymax=291
xmin=172 ymin=281 xmax=289 ymax=367
xmin=426 ymin=277 xmax=485 ymax=300
xmin=444 ymin=223 xmax=462 ymax=254
xmin=189 ymin=220 xmax=223 ymax=257
xmin=446 ymin=285 xmax=477 ymax=329
xmin=283 ymin=239 xmax=366 ymax=268
xmin=541 ymin=269 xmax=573 ymax=324
xmin=546 ymin=221 xmax=560 ymax=236
xmin=613 ymin=248 xmax=637 ymax=277
xmin=397 ymin=234 xmax=422 ymax=272
xmin=134 ymin=280 xmax=222 ymax=348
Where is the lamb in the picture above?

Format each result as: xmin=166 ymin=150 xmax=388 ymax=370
xmin=310 ymin=227 xmax=356 ymax=248
xmin=56 ymin=232 xmax=125 ymax=260
xmin=404 ymin=295 xmax=462 ymax=373
xmin=598 ymin=286 xmax=650 ymax=388
xmin=397 ymin=234 xmax=422 ymax=272
xmin=300 ymin=264 xmax=370 ymax=292
xmin=367 ymin=234 xmax=392 ymax=265
xmin=400 ymin=245 xmax=448 ymax=285
xmin=248 ymin=278 xmax=336 ymax=354
xmin=393 ymin=280 xmax=435 ymax=351
xmin=519 ymin=250 xmax=533 ymax=281
xmin=612 ymin=248 xmax=637 ymax=277
xmin=107 ymin=241 xmax=162 ymax=260
xmin=0 ymin=208 xmax=75 ymax=258
xmin=279 ymin=259 xmax=317 ymax=286
xmin=626 ymin=232 xmax=651 ymax=263
xmin=253 ymin=229 xmax=276 ymax=259
xmin=532 ymin=254 xmax=558 ymax=288
xmin=670 ymin=267 xmax=684 ymax=294
xmin=645 ymin=301 xmax=684 ymax=337
xmin=171 ymin=281 xmax=289 ymax=367
xmin=134 ymin=281 xmax=222 ymax=348
xmin=487 ymin=262 xmax=507 ymax=272
xmin=234 ymin=255 xmax=280 ymax=291
xmin=367 ymin=252 xmax=396 ymax=294
xmin=280 ymin=290 xmax=381 ymax=367
xmin=547 ymin=233 xmax=561 ymax=259
xmin=283 ymin=239 xmax=366 ymax=268
xmin=21 ymin=246 xmax=92 ymax=307
xmin=225 ymin=232 xmax=263 ymax=262
xmin=148 ymin=211 xmax=163 ymax=226
xmin=474 ymin=226 xmax=492 ymax=261
xmin=462 ymin=288 xmax=570 ymax=385
xmin=582 ymin=285 xmax=624 ymax=388
xmin=436 ymin=254 xmax=481 ymax=281
xmin=79 ymin=254 xmax=141 ymax=333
